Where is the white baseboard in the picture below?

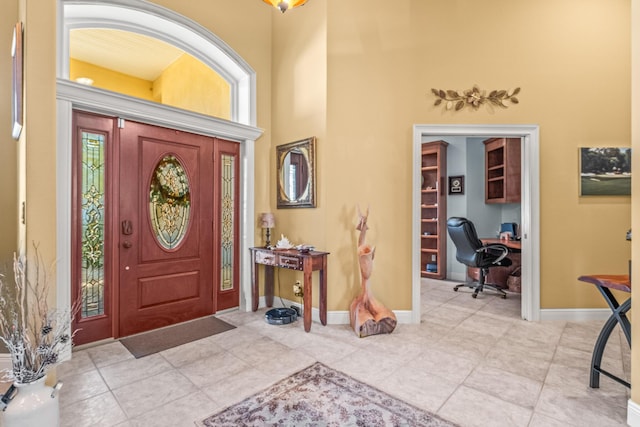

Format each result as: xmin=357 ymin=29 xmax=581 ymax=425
xmin=628 ymin=399 xmax=640 ymax=427
xmin=259 ymin=297 xmax=413 ymax=325
xmin=540 ymin=308 xmax=611 ymax=321
xmin=260 ymin=298 xmax=612 ymax=323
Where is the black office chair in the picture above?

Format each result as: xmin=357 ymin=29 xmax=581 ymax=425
xmin=446 ymin=217 xmax=511 ymax=299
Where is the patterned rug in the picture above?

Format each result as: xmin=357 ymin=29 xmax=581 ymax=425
xmin=197 ymin=362 xmax=458 ymax=427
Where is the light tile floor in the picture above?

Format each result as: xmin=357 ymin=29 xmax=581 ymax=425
xmin=55 ymin=279 xmax=631 ymax=427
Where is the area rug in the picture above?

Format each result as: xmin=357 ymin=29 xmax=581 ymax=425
xmin=120 ymin=315 xmax=235 ymax=358
xmin=197 ymin=362 xmax=458 ymax=427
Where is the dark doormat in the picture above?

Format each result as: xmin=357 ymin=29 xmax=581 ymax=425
xmin=119 ymin=315 xmax=236 ymax=358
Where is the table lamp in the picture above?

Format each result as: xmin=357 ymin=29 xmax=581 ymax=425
xmin=259 ymin=213 xmax=275 ymax=247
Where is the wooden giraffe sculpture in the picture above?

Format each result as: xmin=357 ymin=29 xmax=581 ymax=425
xmin=349 ymin=206 xmax=397 ymax=337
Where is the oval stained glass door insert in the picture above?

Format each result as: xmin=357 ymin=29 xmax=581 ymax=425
xmin=149 ymin=155 xmax=191 ymax=249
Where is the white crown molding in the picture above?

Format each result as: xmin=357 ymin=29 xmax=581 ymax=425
xmin=57 ymin=80 xmax=262 ymax=142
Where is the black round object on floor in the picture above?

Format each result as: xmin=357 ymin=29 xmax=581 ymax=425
xmin=265 ymin=307 xmax=297 ymax=325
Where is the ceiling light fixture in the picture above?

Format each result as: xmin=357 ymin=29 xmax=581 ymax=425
xmin=263 ymin=0 xmax=309 ymax=13
xmin=75 ymin=77 xmax=94 ymax=86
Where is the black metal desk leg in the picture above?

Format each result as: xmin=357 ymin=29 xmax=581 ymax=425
xmin=601 ymin=287 xmax=631 ymax=347
xmin=590 ymin=294 xmax=631 ymax=389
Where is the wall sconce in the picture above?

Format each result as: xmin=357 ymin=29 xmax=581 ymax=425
xmin=259 ymin=212 xmax=275 ymax=247
xmin=262 ymin=0 xmax=308 ymax=13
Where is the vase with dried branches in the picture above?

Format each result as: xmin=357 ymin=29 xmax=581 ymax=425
xmin=0 ymin=247 xmax=76 ymax=426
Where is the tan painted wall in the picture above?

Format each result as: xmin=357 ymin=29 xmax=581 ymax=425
xmin=12 ymin=0 xmax=632 ymax=309
xmin=154 ymin=54 xmax=231 ymax=120
xmin=6 ymin=0 xmax=636 ymax=400
xmin=271 ymin=0 xmax=632 ymax=312
xmin=316 ymin=0 xmax=630 ymax=311
xmin=70 ymin=54 xmax=232 ymax=119
xmin=22 ymin=0 xmax=57 ymax=267
xmin=269 ymin=1 xmax=328 ymax=304
xmin=70 ymin=58 xmax=155 ymax=101
xmin=0 ymin=0 xmax=19 ymax=266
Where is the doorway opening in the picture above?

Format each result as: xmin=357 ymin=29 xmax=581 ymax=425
xmin=412 ymin=125 xmax=540 ymax=322
xmin=56 ymin=0 xmax=263 ymax=336
xmin=71 ymin=112 xmax=241 ymax=344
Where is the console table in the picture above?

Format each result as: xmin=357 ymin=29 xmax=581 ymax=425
xmin=250 ymin=247 xmax=329 ymax=332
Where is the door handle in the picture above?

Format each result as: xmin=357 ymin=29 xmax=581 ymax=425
xmin=122 ymin=241 xmax=132 ymax=249
xmin=122 ymin=220 xmax=133 ymax=235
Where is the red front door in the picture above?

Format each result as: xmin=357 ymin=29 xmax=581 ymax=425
xmin=117 ymin=121 xmax=215 ymax=337
xmin=72 ymin=112 xmax=241 ymax=343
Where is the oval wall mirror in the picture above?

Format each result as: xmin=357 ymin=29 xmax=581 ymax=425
xmin=277 ymin=137 xmax=316 ymax=208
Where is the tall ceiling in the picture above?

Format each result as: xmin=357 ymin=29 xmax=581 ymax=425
xmin=70 ymin=28 xmax=184 ymax=81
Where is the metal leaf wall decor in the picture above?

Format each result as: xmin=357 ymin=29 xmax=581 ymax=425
xmin=431 ymin=85 xmax=520 ymax=111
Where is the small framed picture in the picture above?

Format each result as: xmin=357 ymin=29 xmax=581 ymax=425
xmin=448 ymin=175 xmax=464 ymax=195
xmin=579 ymin=147 xmax=631 ymax=196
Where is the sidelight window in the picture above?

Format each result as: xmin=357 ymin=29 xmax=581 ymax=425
xmin=220 ymin=154 xmax=235 ymax=291
xmin=80 ymin=132 xmax=105 ymax=318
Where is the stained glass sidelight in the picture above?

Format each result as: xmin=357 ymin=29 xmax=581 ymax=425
xmin=150 ymin=155 xmax=191 ymax=250
xmin=81 ymin=132 xmax=105 ymax=318
xmin=220 ymin=154 xmax=235 ymax=291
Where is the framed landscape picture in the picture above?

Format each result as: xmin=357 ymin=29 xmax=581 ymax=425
xmin=580 ymin=147 xmax=631 ymax=196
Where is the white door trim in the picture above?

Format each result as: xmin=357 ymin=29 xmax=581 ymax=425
xmin=56 ymin=0 xmax=263 ymax=328
xmin=412 ymin=124 xmax=540 ymax=322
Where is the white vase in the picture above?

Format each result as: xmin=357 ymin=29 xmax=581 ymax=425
xmin=1 ymin=377 xmax=60 ymax=427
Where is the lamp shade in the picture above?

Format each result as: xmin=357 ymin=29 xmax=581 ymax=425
xmin=259 ymin=212 xmax=275 ymax=228
xmin=262 ymin=0 xmax=309 ymax=13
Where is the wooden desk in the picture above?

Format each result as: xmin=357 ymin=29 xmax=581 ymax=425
xmin=249 ymin=247 xmax=329 ymax=332
xmin=481 ymin=238 xmax=521 ymax=251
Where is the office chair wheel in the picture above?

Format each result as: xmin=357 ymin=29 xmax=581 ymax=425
xmin=472 ymin=293 xmax=477 ymax=299
xmin=453 ymin=287 xmax=459 ymax=292
xmin=501 ymin=294 xmax=507 ymax=299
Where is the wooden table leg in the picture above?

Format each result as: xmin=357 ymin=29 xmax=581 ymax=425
xmin=319 ymin=256 xmax=327 ymax=326
xmin=303 ymin=257 xmax=312 ymax=332
xmin=251 ymin=252 xmax=259 ymax=312
xmin=264 ymin=265 xmax=274 ymax=308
